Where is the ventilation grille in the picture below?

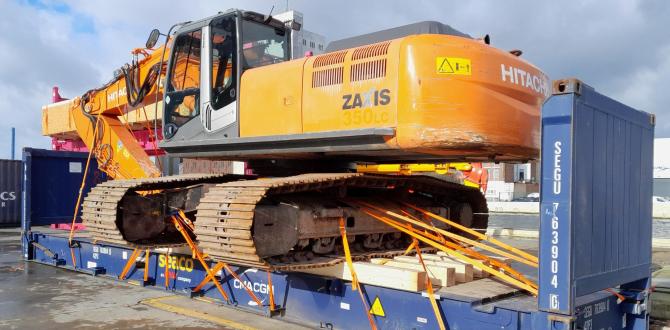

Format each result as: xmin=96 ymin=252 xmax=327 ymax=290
xmin=351 ymin=41 xmax=391 ymax=61
xmin=312 ymin=67 xmax=344 ymax=88
xmin=350 ymin=59 xmax=387 ymax=82
xmin=313 ymin=50 xmax=347 ymax=68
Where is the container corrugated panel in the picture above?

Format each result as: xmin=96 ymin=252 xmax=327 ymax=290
xmin=570 ymin=83 xmax=654 ymax=285
xmin=0 ymin=159 xmax=21 ymax=226
xmin=22 ymin=148 xmax=107 ymax=228
xmin=539 ymin=79 xmax=654 ymax=314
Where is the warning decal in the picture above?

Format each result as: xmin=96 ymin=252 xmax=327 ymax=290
xmin=436 ymin=57 xmax=472 ymax=75
xmin=369 ymin=296 xmax=386 ymax=317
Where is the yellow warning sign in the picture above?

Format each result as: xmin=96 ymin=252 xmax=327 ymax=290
xmin=436 ymin=57 xmax=472 ymax=75
xmin=369 ymin=296 xmax=386 ymax=317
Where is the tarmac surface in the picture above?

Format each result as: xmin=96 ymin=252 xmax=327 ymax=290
xmin=0 ymin=229 xmax=310 ymax=330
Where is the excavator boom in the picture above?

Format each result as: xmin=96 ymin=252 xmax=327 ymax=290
xmin=67 ymin=44 xmax=168 ymax=179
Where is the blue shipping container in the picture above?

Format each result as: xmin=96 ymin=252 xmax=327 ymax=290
xmin=0 ymin=159 xmax=21 ymax=226
xmin=22 ymin=148 xmax=107 ymax=229
xmin=538 ymin=79 xmax=654 ymax=314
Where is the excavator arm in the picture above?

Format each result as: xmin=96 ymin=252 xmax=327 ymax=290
xmin=70 ymin=45 xmax=169 ymax=179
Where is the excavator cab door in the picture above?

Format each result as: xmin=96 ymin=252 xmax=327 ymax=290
xmin=162 ymin=11 xmax=290 ymax=143
xmin=200 ymin=16 xmax=238 ymax=133
xmin=163 ymin=27 xmax=204 ymax=139
xmin=163 ymin=14 xmax=238 ymax=139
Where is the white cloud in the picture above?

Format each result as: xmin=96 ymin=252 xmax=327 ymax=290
xmin=0 ymin=0 xmax=668 ymax=160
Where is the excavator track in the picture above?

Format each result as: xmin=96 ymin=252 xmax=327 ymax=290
xmin=81 ymin=173 xmax=245 ymax=248
xmin=81 ymin=172 xmax=487 ymax=271
xmin=195 ymin=173 xmax=488 ymax=271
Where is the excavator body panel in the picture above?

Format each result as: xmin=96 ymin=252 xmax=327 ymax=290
xmin=161 ymin=29 xmax=548 ymax=163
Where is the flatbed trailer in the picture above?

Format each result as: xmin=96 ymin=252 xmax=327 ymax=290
xmin=22 ymin=79 xmax=654 ymax=329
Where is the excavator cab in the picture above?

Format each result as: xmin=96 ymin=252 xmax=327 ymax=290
xmin=162 ymin=10 xmax=291 ymax=142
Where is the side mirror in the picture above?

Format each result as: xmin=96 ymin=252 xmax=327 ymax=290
xmin=146 ymin=29 xmax=161 ymax=49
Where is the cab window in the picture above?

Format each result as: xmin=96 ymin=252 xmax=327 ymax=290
xmin=210 ymin=17 xmax=236 ymax=111
xmin=165 ymin=30 xmax=201 ymax=128
xmin=241 ymin=20 xmax=289 ymax=70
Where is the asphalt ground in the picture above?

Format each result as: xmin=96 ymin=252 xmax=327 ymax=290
xmin=0 ymin=229 xmax=310 ymax=330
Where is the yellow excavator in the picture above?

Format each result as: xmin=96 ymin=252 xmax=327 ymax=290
xmin=44 ymin=9 xmax=547 ymax=271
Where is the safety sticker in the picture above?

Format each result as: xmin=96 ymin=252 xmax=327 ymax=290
xmin=369 ymin=296 xmax=386 ymax=317
xmin=436 ymin=57 xmax=472 ymax=75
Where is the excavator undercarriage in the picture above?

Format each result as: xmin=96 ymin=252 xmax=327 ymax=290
xmin=82 ymin=173 xmax=488 ymax=271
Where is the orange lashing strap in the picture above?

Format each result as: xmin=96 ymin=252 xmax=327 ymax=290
xmin=267 ymin=270 xmax=276 ymax=312
xmin=360 ymin=201 xmax=537 ymax=268
xmin=359 ymin=207 xmax=538 ymax=295
xmin=221 ymin=262 xmax=263 ymax=307
xmin=400 ymin=209 xmax=446 ymax=243
xmin=177 ymin=210 xmax=195 ymax=231
xmin=70 ymin=248 xmax=77 ymax=269
xmin=164 ymin=251 xmax=170 ymax=289
xmin=339 ymin=218 xmax=377 ymax=330
xmin=413 ymin=238 xmax=446 ymax=330
xmin=119 ymin=248 xmax=141 ymax=280
xmin=403 ymin=239 xmax=419 ymax=256
xmin=606 ymin=288 xmax=626 ymax=303
xmin=339 ymin=218 xmax=358 ymax=291
xmin=67 ymin=113 xmax=102 ymax=270
xmin=402 ymin=202 xmax=538 ymax=264
xmin=67 ymin=113 xmax=101 ymax=269
xmin=68 ymin=113 xmax=101 ymax=244
xmin=143 ymin=249 xmax=150 ymax=283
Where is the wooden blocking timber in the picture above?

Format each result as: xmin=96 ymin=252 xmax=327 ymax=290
xmin=383 ymin=261 xmax=456 ymax=287
xmin=436 ymin=252 xmax=514 ymax=278
xmin=420 ymin=253 xmax=488 ymax=279
xmin=434 ymin=252 xmax=487 ymax=278
xmin=393 ymin=255 xmax=474 ymax=283
xmin=300 ymin=261 xmax=427 ymax=292
xmin=369 ymin=258 xmax=392 ymax=265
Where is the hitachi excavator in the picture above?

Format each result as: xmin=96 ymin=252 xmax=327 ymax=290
xmin=49 ymin=9 xmax=547 ymax=271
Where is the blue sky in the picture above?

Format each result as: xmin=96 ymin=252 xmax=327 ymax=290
xmin=25 ymin=0 xmax=95 ymax=33
xmin=1 ymin=0 xmax=669 ymax=160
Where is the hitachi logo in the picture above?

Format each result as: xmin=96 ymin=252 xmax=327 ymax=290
xmin=107 ymin=87 xmax=127 ymax=103
xmin=501 ymin=64 xmax=549 ymax=96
